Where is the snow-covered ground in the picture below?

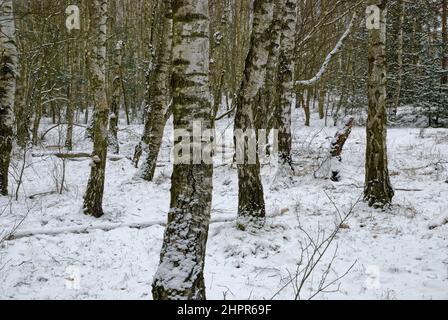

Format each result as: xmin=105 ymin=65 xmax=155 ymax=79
xmin=1 ymin=110 xmax=447 ymax=300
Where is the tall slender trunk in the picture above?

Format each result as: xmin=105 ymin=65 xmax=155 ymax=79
xmin=152 ymin=0 xmax=213 ymax=300
xmin=318 ymin=85 xmax=326 ymax=120
xmin=0 ymin=0 xmax=18 ymax=196
xmin=364 ymin=0 xmax=394 ymax=208
xmin=31 ymin=89 xmax=42 ymax=145
xmin=442 ymin=0 xmax=447 ymax=85
xmin=83 ymin=0 xmax=109 ymax=218
xmin=261 ymin=0 xmax=284 ymax=132
xmin=234 ymin=0 xmax=274 ymax=230
xmin=392 ymin=0 xmax=405 ymax=115
xmin=65 ymin=39 xmax=76 ymax=150
xmin=276 ymin=0 xmax=297 ymax=168
xmin=108 ymin=40 xmax=124 ymax=155
xmin=140 ymin=1 xmax=173 ymax=181
xmin=303 ymin=89 xmax=311 ymax=126
xmin=15 ymin=64 xmax=29 ymax=148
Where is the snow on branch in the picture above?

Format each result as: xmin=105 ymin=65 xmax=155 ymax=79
xmin=295 ymin=13 xmax=357 ymax=87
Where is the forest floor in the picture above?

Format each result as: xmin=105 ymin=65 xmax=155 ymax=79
xmin=1 ymin=110 xmax=447 ymax=300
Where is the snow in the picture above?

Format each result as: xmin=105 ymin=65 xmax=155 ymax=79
xmin=0 ymin=110 xmax=447 ymax=300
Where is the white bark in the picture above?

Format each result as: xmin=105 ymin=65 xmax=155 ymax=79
xmin=276 ymin=0 xmax=297 ymax=167
xmin=152 ymin=0 xmax=213 ymax=300
xmin=0 ymin=0 xmax=18 ymax=196
xmin=83 ymin=0 xmax=109 ymax=217
xmin=296 ymin=13 xmax=357 ymax=87
xmin=234 ymin=0 xmax=274 ymax=230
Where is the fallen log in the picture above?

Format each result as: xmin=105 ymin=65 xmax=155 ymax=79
xmin=5 ymin=208 xmax=290 ymax=241
xmin=339 ymin=183 xmax=423 ymax=192
xmin=32 ymin=151 xmax=124 ymax=162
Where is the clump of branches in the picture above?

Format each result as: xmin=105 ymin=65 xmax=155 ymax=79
xmin=271 ymin=193 xmax=361 ymax=300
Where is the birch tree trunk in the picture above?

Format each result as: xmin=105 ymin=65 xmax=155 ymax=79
xmin=0 ymin=0 xmax=18 ymax=196
xmin=364 ymin=0 xmax=394 ymax=208
xmin=392 ymin=0 xmax=404 ymax=115
xmin=83 ymin=0 xmax=109 ymax=217
xmin=140 ymin=0 xmax=173 ymax=181
xmin=15 ymin=63 xmax=29 ymax=148
xmin=152 ymin=0 xmax=213 ymax=300
xmin=108 ymin=40 xmax=124 ymax=155
xmin=276 ymin=0 xmax=297 ymax=168
xmin=261 ymin=0 xmax=284 ymax=132
xmin=65 ymin=39 xmax=76 ymax=151
xmin=234 ymin=0 xmax=274 ymax=230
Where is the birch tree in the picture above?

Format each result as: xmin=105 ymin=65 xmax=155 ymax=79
xmin=261 ymin=0 xmax=284 ymax=133
xmin=392 ymin=0 xmax=404 ymax=115
xmin=152 ymin=0 xmax=213 ymax=300
xmin=65 ymin=35 xmax=77 ymax=151
xmin=140 ymin=0 xmax=173 ymax=181
xmin=364 ymin=0 xmax=394 ymax=208
xmin=276 ymin=0 xmax=297 ymax=168
xmin=234 ymin=0 xmax=274 ymax=230
xmin=0 ymin=0 xmax=18 ymax=196
xmin=108 ymin=40 xmax=124 ymax=155
xmin=83 ymin=0 xmax=109 ymax=217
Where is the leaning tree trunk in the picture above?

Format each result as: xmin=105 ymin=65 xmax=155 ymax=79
xmin=0 ymin=0 xmax=18 ymax=196
xmin=364 ymin=0 xmax=394 ymax=208
xmin=152 ymin=0 xmax=213 ymax=300
xmin=140 ymin=1 xmax=172 ymax=181
xmin=108 ymin=40 xmax=124 ymax=155
xmin=234 ymin=0 xmax=274 ymax=230
xmin=275 ymin=0 xmax=297 ymax=169
xmin=83 ymin=0 xmax=109 ymax=217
